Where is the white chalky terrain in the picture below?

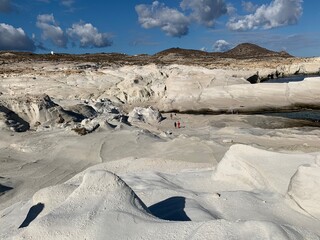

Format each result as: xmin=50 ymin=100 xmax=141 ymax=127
xmin=0 ymin=51 xmax=320 ymax=239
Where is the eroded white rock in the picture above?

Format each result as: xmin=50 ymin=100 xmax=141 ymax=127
xmin=128 ymin=106 xmax=163 ymax=124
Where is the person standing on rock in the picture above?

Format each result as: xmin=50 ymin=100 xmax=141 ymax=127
xmin=177 ymin=121 xmax=180 ymax=128
xmin=174 ymin=122 xmax=176 ymax=128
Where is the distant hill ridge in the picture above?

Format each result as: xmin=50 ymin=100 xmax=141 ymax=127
xmin=0 ymin=43 xmax=293 ymax=67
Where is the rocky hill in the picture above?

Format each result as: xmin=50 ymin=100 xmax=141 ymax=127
xmin=155 ymin=43 xmax=292 ymax=59
xmin=224 ymin=43 xmax=292 ymax=59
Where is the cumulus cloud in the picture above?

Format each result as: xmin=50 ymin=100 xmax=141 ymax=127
xmin=227 ymin=0 xmax=303 ymax=31
xmin=180 ymin=0 xmax=228 ymax=27
xmin=0 ymin=23 xmax=35 ymax=51
xmin=36 ymin=14 xmax=68 ymax=48
xmin=135 ymin=1 xmax=189 ymax=37
xmin=135 ymin=1 xmax=230 ymax=37
xmin=213 ymin=39 xmax=231 ymax=52
xmin=0 ymin=0 xmax=13 ymax=13
xmin=66 ymin=22 xmax=112 ymax=48
xmin=36 ymin=14 xmax=112 ymax=49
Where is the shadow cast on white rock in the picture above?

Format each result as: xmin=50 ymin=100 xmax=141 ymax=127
xmin=19 ymin=203 xmax=44 ymax=228
xmin=14 ymin=168 xmax=320 ymax=240
xmin=16 ymin=170 xmax=155 ymax=239
xmin=148 ymin=196 xmax=191 ymax=221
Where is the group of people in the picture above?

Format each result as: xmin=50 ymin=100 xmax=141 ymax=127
xmin=170 ymin=113 xmax=181 ymax=128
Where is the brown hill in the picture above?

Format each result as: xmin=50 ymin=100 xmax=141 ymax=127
xmin=153 ymin=43 xmax=292 ymax=60
xmin=223 ymin=43 xmax=292 ymax=59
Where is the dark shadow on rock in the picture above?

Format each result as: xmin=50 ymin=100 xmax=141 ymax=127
xmin=61 ymin=109 xmax=86 ymax=122
xmin=247 ymin=74 xmax=259 ymax=84
xmin=0 ymin=105 xmax=30 ymax=132
xmin=106 ymin=122 xmax=117 ymax=129
xmin=160 ymin=116 xmax=166 ymax=122
xmin=0 ymin=184 xmax=13 ymax=196
xmin=114 ymin=115 xmax=132 ymax=126
xmin=19 ymin=203 xmax=44 ymax=228
xmin=109 ymin=108 xmax=119 ymax=114
xmin=65 ymin=104 xmax=97 ymax=119
xmin=0 ymin=184 xmax=13 ymax=193
xmin=148 ymin=196 xmax=191 ymax=221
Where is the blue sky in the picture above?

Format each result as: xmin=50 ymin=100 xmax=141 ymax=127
xmin=0 ymin=0 xmax=319 ymax=57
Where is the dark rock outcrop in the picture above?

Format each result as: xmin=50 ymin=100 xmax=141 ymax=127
xmin=247 ymin=74 xmax=259 ymax=84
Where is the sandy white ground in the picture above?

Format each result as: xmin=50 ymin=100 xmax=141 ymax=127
xmin=1 ymin=111 xmax=320 ymax=239
xmin=1 ymin=145 xmax=320 ymax=239
xmin=0 ymin=61 xmax=320 ymax=239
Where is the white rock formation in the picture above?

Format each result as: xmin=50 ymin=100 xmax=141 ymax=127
xmin=1 ymin=62 xmax=320 ymax=113
xmin=9 ymin=158 xmax=320 ymax=240
xmin=2 ymin=94 xmax=59 ymax=126
xmin=287 ymin=164 xmax=320 ymax=219
xmin=1 ymin=56 xmax=320 ymax=240
xmin=16 ymin=170 xmax=153 ymax=239
xmin=128 ymin=106 xmax=163 ymax=124
xmin=212 ymin=144 xmax=315 ymax=193
xmin=160 ymin=77 xmax=320 ymax=112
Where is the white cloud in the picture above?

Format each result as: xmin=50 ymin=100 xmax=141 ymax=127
xmin=36 ymin=14 xmax=68 ymax=48
xmin=36 ymin=0 xmax=73 ymax=5
xmin=0 ymin=23 xmax=35 ymax=51
xmin=241 ymin=1 xmax=258 ymax=13
xmin=66 ymin=22 xmax=112 ymax=48
xmin=227 ymin=0 xmax=303 ymax=31
xmin=180 ymin=0 xmax=228 ymax=27
xmin=213 ymin=39 xmax=231 ymax=52
xmin=61 ymin=0 xmax=74 ymax=7
xmin=135 ymin=1 xmax=189 ymax=37
xmin=226 ymin=3 xmax=237 ymax=15
xmin=0 ymin=0 xmax=13 ymax=13
xmin=135 ymin=0 xmax=230 ymax=37
xmin=36 ymin=14 xmax=112 ymax=49
xmin=200 ymin=47 xmax=207 ymax=52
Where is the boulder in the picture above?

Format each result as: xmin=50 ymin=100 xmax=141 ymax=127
xmin=128 ymin=107 xmax=163 ymax=124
